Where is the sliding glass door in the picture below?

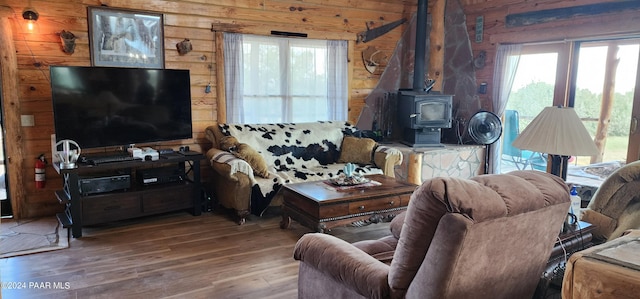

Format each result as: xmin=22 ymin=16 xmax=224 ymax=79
xmin=500 ymin=44 xmax=561 ymax=173
xmin=572 ymin=39 xmax=639 ymax=167
xmin=499 ymin=38 xmax=640 ymax=182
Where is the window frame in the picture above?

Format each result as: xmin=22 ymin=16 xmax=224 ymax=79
xmin=216 ymin=33 xmax=349 ymax=124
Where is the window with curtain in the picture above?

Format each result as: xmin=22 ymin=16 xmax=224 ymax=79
xmin=223 ymin=33 xmax=348 ymax=124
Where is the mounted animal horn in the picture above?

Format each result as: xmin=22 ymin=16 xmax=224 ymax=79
xmin=362 ymin=46 xmax=386 ymax=74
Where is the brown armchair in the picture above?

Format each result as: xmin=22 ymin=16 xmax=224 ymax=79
xmin=294 ymin=170 xmax=570 ymax=299
xmin=581 ymin=160 xmax=640 ymax=242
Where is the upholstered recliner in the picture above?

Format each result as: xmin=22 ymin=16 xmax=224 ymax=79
xmin=581 ymin=160 xmax=640 ymax=242
xmin=293 ymin=170 xmax=570 ymax=299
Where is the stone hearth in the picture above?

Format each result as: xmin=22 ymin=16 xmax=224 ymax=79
xmin=392 ymin=143 xmax=485 ymax=184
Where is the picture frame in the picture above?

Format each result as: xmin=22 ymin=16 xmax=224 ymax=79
xmin=88 ymin=7 xmax=165 ymax=68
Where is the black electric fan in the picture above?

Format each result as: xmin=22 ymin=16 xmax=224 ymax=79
xmin=467 ymin=111 xmax=503 ymax=174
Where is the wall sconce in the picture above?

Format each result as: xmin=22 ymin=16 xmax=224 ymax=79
xmin=22 ymin=8 xmax=39 ymax=31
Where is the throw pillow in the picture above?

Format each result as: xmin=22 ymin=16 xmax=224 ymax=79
xmin=219 ymin=136 xmax=239 ymax=151
xmin=338 ymin=136 xmax=376 ymax=165
xmin=234 ymin=143 xmax=269 ymax=178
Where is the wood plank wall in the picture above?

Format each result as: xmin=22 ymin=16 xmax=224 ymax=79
xmin=1 ymin=0 xmax=418 ymax=218
xmin=461 ymin=0 xmax=640 ymax=111
xmin=9 ymin=0 xmax=638 ymax=219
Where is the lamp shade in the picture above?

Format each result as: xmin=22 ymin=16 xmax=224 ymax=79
xmin=512 ymin=106 xmax=599 ymax=157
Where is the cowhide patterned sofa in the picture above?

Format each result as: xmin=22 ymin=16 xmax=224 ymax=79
xmin=205 ymin=121 xmax=403 ymax=224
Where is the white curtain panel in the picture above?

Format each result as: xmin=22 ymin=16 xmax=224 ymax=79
xmin=327 ymin=40 xmax=348 ymax=121
xmin=489 ymin=44 xmax=522 ymax=174
xmin=223 ymin=33 xmax=245 ymax=123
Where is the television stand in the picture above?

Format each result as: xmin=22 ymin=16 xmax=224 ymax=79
xmin=54 ymin=153 xmax=204 ymax=238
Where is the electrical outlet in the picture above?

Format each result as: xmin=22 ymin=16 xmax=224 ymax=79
xmin=21 ymin=115 xmax=35 ymax=127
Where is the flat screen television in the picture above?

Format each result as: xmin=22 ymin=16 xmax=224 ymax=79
xmin=50 ymin=66 xmax=193 ymax=149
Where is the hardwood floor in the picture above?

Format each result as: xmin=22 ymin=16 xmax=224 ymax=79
xmin=0 ymin=207 xmax=392 ymax=299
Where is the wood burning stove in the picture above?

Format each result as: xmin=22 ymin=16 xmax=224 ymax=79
xmin=397 ymin=90 xmax=452 ymax=147
xmin=396 ymin=0 xmax=454 ymax=147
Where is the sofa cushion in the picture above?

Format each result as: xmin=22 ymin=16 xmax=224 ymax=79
xmin=219 ymin=135 xmax=239 ymax=151
xmin=338 ymin=136 xmax=376 ymax=165
xmin=205 ymin=124 xmax=227 ymax=149
xmin=218 ymin=135 xmax=269 ymax=178
xmin=235 ymin=143 xmax=269 ymax=178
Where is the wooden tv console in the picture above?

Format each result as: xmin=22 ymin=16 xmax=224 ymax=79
xmin=54 ymin=153 xmax=203 ymax=238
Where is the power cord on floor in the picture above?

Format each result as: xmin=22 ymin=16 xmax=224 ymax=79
xmin=548 ymin=234 xmax=568 ymax=286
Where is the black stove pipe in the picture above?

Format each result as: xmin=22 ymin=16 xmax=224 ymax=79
xmin=413 ymin=0 xmax=428 ymax=91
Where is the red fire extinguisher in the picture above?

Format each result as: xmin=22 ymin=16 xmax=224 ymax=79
xmin=35 ymin=154 xmax=47 ymax=189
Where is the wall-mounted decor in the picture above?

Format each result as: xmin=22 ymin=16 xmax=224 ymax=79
xmin=473 ymin=50 xmax=486 ymax=69
xmin=88 ymin=7 xmax=164 ymax=68
xmin=362 ymin=46 xmax=385 ymax=74
xmin=59 ymin=30 xmax=77 ymax=54
xmin=176 ymin=38 xmax=192 ymax=55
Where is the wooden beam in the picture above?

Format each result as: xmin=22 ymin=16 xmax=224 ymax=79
xmin=428 ymin=0 xmax=445 ymax=92
xmin=627 ymin=48 xmax=640 ymax=163
xmin=407 ymin=153 xmax=423 ymax=185
xmin=214 ymin=31 xmax=226 ymax=123
xmin=592 ymin=42 xmax=620 ymax=164
xmin=506 ymin=1 xmax=640 ymax=27
xmin=491 ymin=9 xmax=640 ymax=45
xmin=0 ymin=16 xmax=27 ymax=219
xmin=347 ymin=40 xmax=356 ymax=124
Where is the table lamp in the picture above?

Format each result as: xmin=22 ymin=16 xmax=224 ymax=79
xmin=512 ymin=106 xmax=599 ymax=180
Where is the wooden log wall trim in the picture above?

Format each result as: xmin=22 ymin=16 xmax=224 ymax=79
xmin=428 ymin=0 xmax=445 ymax=92
xmin=489 ymin=10 xmax=640 ymax=45
xmin=0 ymin=16 xmax=27 ymax=218
xmin=407 ymin=153 xmax=423 ymax=186
xmin=628 ymin=53 xmax=640 ymax=162
xmin=2 ymin=0 xmax=417 ymax=218
xmin=348 ymin=39 xmax=356 ymax=121
xmin=505 ymin=1 xmax=640 ymax=28
xmin=214 ymin=31 xmax=226 ymax=123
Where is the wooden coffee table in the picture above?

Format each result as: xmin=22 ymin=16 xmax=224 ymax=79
xmin=279 ymin=174 xmax=418 ymax=233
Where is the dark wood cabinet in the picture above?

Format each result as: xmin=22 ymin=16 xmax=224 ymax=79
xmin=141 ymin=184 xmax=194 ymax=214
xmin=55 ymin=154 xmax=203 ymax=238
xmin=81 ymin=193 xmax=142 ymax=225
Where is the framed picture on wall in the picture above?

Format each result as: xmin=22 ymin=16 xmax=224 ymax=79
xmin=88 ymin=7 xmax=165 ymax=68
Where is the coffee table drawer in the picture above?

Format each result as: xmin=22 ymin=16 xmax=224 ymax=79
xmin=399 ymin=193 xmax=412 ymax=206
xmin=349 ymin=196 xmax=401 ymax=214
